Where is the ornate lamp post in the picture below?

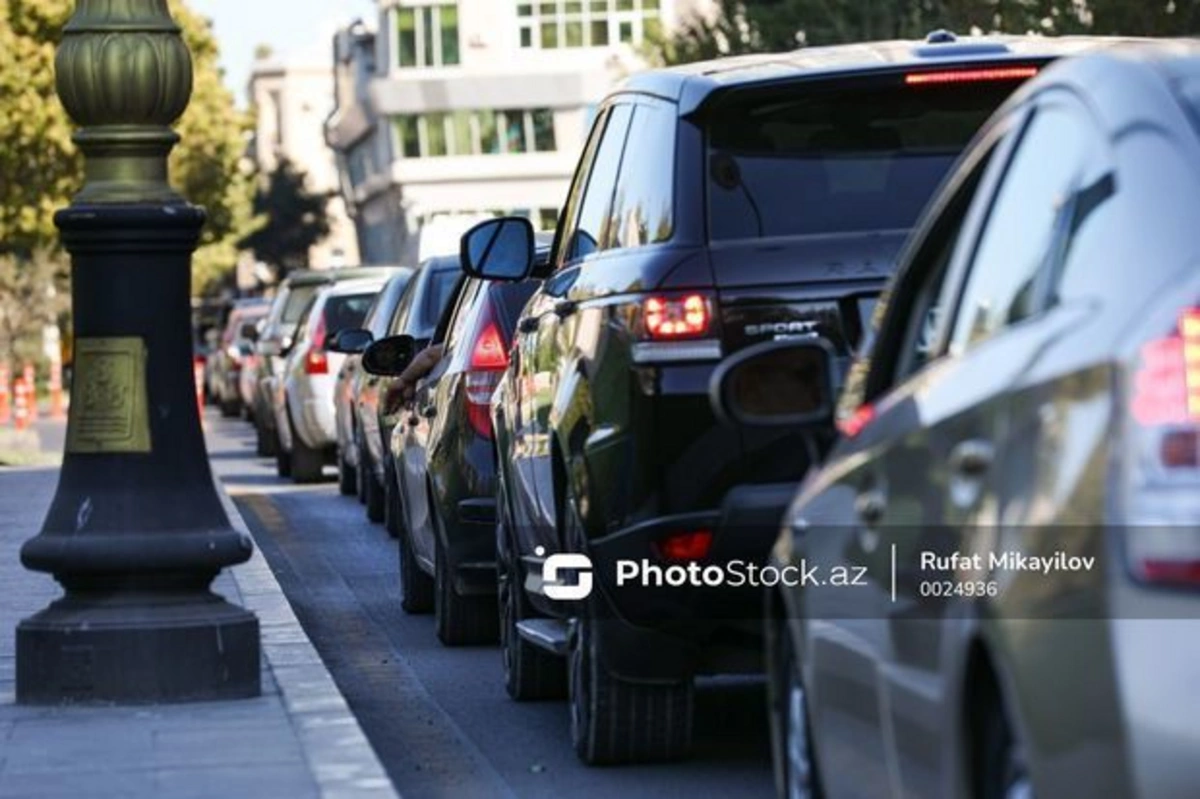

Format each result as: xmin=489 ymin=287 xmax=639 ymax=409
xmin=16 ymin=0 xmax=260 ymax=703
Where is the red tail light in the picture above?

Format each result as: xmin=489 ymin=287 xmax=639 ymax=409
xmin=1124 ymin=306 xmax=1200 ymax=588
xmin=838 ymin=403 xmax=876 ymax=438
xmin=305 ymin=350 xmax=328 ymax=375
xmin=644 ymin=294 xmax=711 ymax=340
xmin=655 ymin=530 xmax=713 ymax=561
xmin=905 ymin=66 xmax=1038 ymax=86
xmin=465 ymin=300 xmax=509 ymax=438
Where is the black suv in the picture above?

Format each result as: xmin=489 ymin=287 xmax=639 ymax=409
xmin=465 ymin=34 xmax=1115 ymax=764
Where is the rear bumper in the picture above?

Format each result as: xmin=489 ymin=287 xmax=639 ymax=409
xmin=448 ymin=499 xmax=498 ymax=596
xmin=582 ymin=482 xmax=796 ymax=681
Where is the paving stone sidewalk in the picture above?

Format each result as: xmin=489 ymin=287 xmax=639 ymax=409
xmin=0 ymin=466 xmax=398 ymax=799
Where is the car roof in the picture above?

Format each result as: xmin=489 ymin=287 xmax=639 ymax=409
xmin=616 ymin=34 xmax=1167 ymax=115
xmin=281 ymin=266 xmax=408 ymax=287
xmin=317 ymin=278 xmax=390 ymax=299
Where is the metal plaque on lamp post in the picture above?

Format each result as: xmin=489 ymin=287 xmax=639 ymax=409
xmin=15 ymin=0 xmax=261 ymax=703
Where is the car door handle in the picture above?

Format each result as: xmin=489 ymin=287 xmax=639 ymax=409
xmin=554 ymin=300 xmax=577 ymax=318
xmin=855 ymin=489 xmax=887 ymax=527
xmin=420 ymin=404 xmax=437 ymax=419
xmin=518 ymin=316 xmax=540 ymax=334
xmin=949 ymin=439 xmax=994 ymax=478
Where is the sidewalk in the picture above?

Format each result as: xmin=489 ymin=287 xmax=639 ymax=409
xmin=0 ymin=465 xmax=398 ymax=799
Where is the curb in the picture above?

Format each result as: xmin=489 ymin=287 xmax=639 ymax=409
xmin=212 ymin=477 xmax=399 ymax=799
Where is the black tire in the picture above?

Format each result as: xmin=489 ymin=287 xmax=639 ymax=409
xmin=364 ymin=454 xmax=385 ymax=523
xmin=255 ymin=414 xmax=278 ymax=457
xmin=383 ymin=458 xmax=402 ymax=538
xmin=434 ymin=533 xmax=499 ymax=646
xmin=768 ymin=614 xmax=822 ymax=799
xmin=499 ymin=518 xmax=567 ymax=701
xmin=275 ymin=442 xmax=292 ymax=478
xmin=398 ymin=514 xmax=434 ymax=614
xmin=219 ymin=396 xmax=240 ymax=418
xmin=355 ymin=438 xmax=369 ymax=504
xmin=290 ymin=424 xmax=325 ymax=484
xmin=337 ymin=447 xmax=357 ymax=496
xmin=569 ymin=609 xmax=694 ymax=765
xmin=975 ymin=681 xmax=1031 ymax=799
xmin=561 ymin=487 xmax=692 ymax=764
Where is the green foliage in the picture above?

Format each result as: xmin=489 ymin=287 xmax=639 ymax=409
xmin=240 ymin=157 xmax=333 ymax=278
xmin=659 ymin=0 xmax=1200 ymax=64
xmin=0 ymin=0 xmax=255 ymax=296
xmin=0 ymin=249 xmax=69 ymax=368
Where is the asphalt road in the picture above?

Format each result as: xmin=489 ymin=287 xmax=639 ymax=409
xmin=204 ymin=413 xmax=775 ymax=799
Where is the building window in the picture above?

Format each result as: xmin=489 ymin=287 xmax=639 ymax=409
xmin=517 ymin=0 xmax=661 ymax=49
xmin=393 ymin=109 xmax=558 ymax=158
xmin=395 ymin=2 xmax=460 ymax=68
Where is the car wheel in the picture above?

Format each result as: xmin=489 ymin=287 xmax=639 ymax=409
xmin=255 ymin=413 xmax=277 ymax=457
xmin=434 ymin=530 xmax=499 ymax=646
xmin=397 ymin=515 xmax=434 ymax=614
xmin=219 ymin=396 xmax=240 ymax=418
xmin=977 ymin=683 xmax=1032 ymax=799
xmin=383 ymin=458 xmax=402 ymax=538
xmin=769 ymin=614 xmax=822 ymax=799
xmin=568 ymin=608 xmax=693 ymax=765
xmin=355 ymin=439 xmax=370 ymax=505
xmin=274 ymin=437 xmax=292 ymax=478
xmin=290 ymin=421 xmax=325 ymax=484
xmin=561 ymin=487 xmax=692 ymax=764
xmin=337 ymin=447 xmax=357 ymax=496
xmin=363 ymin=454 xmax=385 ymax=523
xmin=499 ymin=519 xmax=566 ymax=701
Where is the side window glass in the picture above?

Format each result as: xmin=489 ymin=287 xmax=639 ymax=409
xmin=563 ymin=104 xmax=633 ymax=263
xmin=389 ymin=275 xmax=419 ymax=336
xmin=444 ymin=279 xmax=481 ymax=351
xmin=947 ymin=104 xmax=1088 ymax=354
xmin=608 ymin=104 xmax=675 ymax=249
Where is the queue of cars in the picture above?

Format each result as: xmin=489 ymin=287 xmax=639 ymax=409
xmin=223 ymin=33 xmax=1200 ymax=798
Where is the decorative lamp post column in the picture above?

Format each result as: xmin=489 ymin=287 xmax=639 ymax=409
xmin=16 ymin=0 xmax=260 ymax=703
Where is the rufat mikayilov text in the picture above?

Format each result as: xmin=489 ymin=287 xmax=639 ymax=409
xmin=920 ymin=551 xmax=1097 ymax=573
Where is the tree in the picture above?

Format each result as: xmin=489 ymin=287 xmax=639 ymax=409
xmin=240 ymin=158 xmax=333 ymax=277
xmin=0 ymin=249 xmax=69 ymax=368
xmin=0 ymin=0 xmax=255 ymax=295
xmin=658 ymin=0 xmax=1200 ymax=65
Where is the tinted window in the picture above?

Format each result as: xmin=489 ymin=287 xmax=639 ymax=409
xmin=324 ymin=293 xmax=378 ymax=338
xmin=608 ymin=104 xmax=675 ymax=249
xmin=445 ymin=279 xmax=485 ymax=352
xmin=561 ymin=104 xmax=633 ymax=262
xmin=282 ymin=283 xmax=323 ymax=323
xmin=422 ymin=268 xmax=462 ymax=331
xmin=948 ymin=104 xmax=1087 ymax=353
xmin=364 ymin=276 xmax=411 ymax=339
xmin=707 ymin=78 xmax=1032 ymax=241
xmin=389 ymin=275 xmax=419 ymax=336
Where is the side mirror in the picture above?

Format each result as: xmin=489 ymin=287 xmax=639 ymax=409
xmin=277 ymin=335 xmax=295 ymax=358
xmin=460 ymin=217 xmax=535 ymax=281
xmin=328 ymin=328 xmax=373 ymax=354
xmin=362 ymin=335 xmax=417 ymax=376
xmin=710 ymin=339 xmax=837 ymax=427
xmin=258 ymin=338 xmax=281 ymax=358
xmin=240 ymin=322 xmax=259 ymax=341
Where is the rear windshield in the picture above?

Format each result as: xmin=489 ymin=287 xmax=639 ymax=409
xmin=421 ymin=268 xmax=462 ymax=332
xmin=282 ymin=283 xmax=323 ymax=323
xmin=706 ymin=77 xmax=1028 ymax=241
xmin=323 ymin=293 xmax=377 ymax=338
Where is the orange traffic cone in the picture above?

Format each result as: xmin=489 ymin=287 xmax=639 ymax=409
xmin=48 ymin=358 xmax=65 ymax=419
xmin=0 ymin=362 xmax=10 ymax=426
xmin=12 ymin=377 xmax=30 ymax=431
xmin=22 ymin=363 xmax=38 ymax=421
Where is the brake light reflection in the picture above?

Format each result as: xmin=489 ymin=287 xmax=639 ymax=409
xmin=905 ymin=66 xmax=1039 ymax=86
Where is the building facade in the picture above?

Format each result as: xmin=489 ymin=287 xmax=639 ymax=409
xmin=248 ymin=56 xmax=361 ymax=270
xmin=326 ymin=0 xmax=710 ymax=266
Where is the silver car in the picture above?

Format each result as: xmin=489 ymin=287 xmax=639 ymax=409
xmin=274 ymin=280 xmax=385 ymax=483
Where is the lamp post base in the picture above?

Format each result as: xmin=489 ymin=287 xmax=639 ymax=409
xmin=16 ymin=589 xmax=259 ymax=704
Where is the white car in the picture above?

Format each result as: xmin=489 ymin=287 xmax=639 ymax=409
xmin=274 ymin=279 xmax=386 ymax=482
